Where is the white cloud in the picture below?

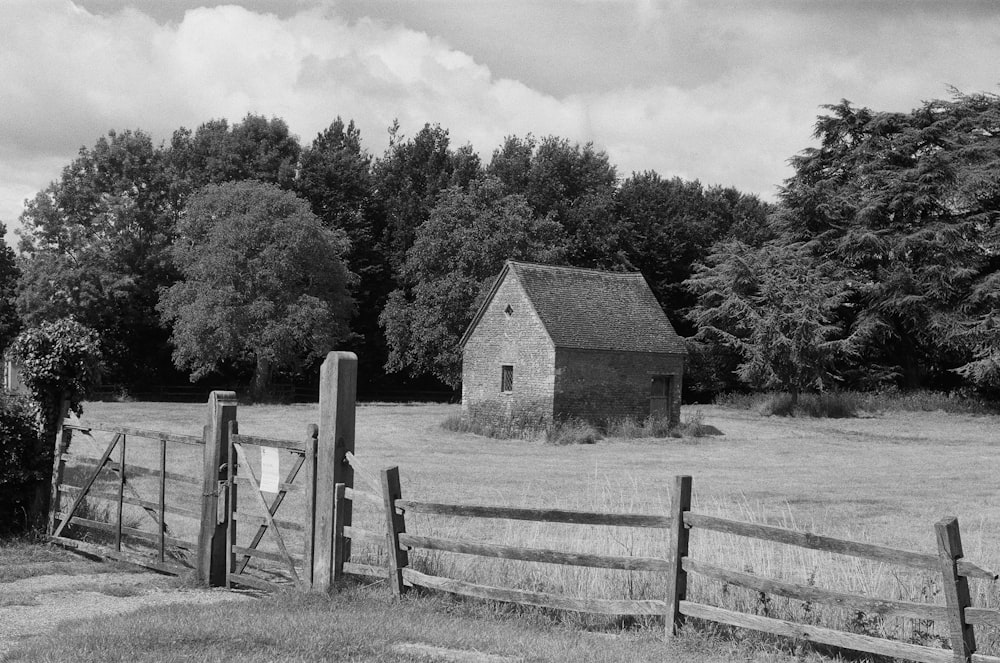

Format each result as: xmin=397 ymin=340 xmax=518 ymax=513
xmin=2 ymin=0 xmax=1000 ymax=238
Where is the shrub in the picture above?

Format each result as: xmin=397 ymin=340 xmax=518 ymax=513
xmin=758 ymin=392 xmax=796 ymax=416
xmin=757 ymin=392 xmax=860 ymax=418
xmin=8 ymin=318 xmax=102 ymax=529
xmin=859 ymin=388 xmax=1000 ymax=415
xmin=797 ymin=392 xmax=860 ymax=418
xmin=0 ymin=393 xmax=43 ymax=533
xmin=712 ymin=391 xmax=759 ymax=410
xmin=9 ymin=318 xmax=103 ymax=419
xmin=719 ymin=388 xmax=1000 ymax=417
xmin=545 ymin=419 xmax=602 ymax=445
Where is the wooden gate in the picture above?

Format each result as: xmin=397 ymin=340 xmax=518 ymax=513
xmin=49 ymin=420 xmax=204 ymax=574
xmin=46 ymin=352 xmax=358 ymax=590
xmin=225 ymin=425 xmax=318 ymax=591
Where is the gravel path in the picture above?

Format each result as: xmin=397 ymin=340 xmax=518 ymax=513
xmin=0 ymin=571 xmax=254 ymax=658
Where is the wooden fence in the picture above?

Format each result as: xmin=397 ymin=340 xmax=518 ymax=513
xmin=369 ymin=470 xmax=1000 ymax=663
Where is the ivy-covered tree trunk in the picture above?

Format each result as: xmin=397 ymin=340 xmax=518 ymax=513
xmin=9 ymin=319 xmax=102 ymax=532
xmin=26 ymin=394 xmax=68 ymax=529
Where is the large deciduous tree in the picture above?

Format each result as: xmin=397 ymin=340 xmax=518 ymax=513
xmin=158 ymin=182 xmax=355 ymax=401
xmin=372 ymin=123 xmax=483 ymax=277
xmin=167 ymin=114 xmax=301 ymax=196
xmin=17 ymin=129 xmax=180 ymax=385
xmin=380 ymin=177 xmax=566 ymax=387
xmin=489 ymin=135 xmax=622 ymax=268
xmin=0 ymin=225 xmax=21 ymax=353
xmin=295 ymin=118 xmax=392 ymax=392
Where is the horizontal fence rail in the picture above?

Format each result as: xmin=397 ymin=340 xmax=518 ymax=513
xmin=403 ymin=568 xmax=668 ymax=616
xmin=682 ymin=558 xmax=948 ymax=621
xmin=685 ymin=512 xmax=998 ymax=580
xmin=396 ymin=499 xmax=672 ymax=528
xmin=398 ymin=532 xmax=672 ymax=571
xmin=63 ymin=421 xmax=204 ymax=446
xmin=679 ymin=601 xmax=961 ymax=663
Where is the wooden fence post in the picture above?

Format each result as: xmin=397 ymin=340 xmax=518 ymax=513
xmin=198 ymin=390 xmax=237 ymax=587
xmin=46 ymin=399 xmax=71 ymax=536
xmin=665 ymin=475 xmax=692 ymax=638
xmin=936 ymin=516 xmax=976 ymax=663
xmin=224 ymin=420 xmax=239 ymax=590
xmin=302 ymin=424 xmax=318 ymax=589
xmin=381 ymin=466 xmax=408 ymax=596
xmin=333 ymin=483 xmax=346 ymax=581
xmin=313 ymin=351 xmax=357 ymax=592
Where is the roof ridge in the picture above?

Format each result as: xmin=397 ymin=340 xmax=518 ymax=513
xmin=507 ymin=260 xmax=643 ymax=278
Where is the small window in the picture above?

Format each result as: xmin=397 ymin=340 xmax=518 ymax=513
xmin=504 ymin=304 xmax=514 ymax=318
xmin=500 ymin=365 xmax=514 ymax=392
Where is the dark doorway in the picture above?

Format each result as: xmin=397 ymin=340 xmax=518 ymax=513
xmin=650 ymin=375 xmax=672 ymax=418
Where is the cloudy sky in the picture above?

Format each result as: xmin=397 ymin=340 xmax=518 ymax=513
xmin=2 ymin=0 xmax=999 ymax=243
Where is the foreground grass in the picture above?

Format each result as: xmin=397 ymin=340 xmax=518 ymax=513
xmin=0 ymin=536 xmax=136 ymax=582
xmin=4 ymin=580 xmax=840 ymax=663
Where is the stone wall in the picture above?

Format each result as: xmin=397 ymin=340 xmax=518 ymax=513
xmin=461 ymin=275 xmax=555 ymax=419
xmin=553 ymin=349 xmax=684 ymax=424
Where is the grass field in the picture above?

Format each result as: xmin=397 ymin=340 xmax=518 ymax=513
xmin=58 ymin=400 xmax=1000 ymax=657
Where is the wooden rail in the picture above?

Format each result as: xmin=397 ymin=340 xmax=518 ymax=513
xmin=230 ymin=432 xmax=308 ymax=452
xmin=375 ymin=468 xmax=1000 ymax=663
xmin=680 ymin=601 xmax=956 ymax=663
xmin=398 ymin=532 xmax=672 ymax=571
xmin=59 ymin=484 xmax=200 ymax=520
xmin=403 ymin=568 xmax=667 ymax=616
xmin=685 ymin=512 xmax=998 ymax=580
xmin=682 ymin=558 xmax=947 ymax=621
xmin=64 ymin=421 xmax=203 ymax=446
xmin=66 ymin=455 xmax=200 ymax=487
xmin=395 ymin=499 xmax=672 ymax=528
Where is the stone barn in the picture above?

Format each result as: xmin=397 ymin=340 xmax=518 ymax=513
xmin=460 ymin=261 xmax=686 ymax=425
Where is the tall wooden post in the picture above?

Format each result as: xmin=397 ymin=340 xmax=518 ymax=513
xmin=302 ymin=424 xmax=319 ymax=588
xmin=381 ymin=467 xmax=408 ymax=596
xmin=313 ymin=351 xmax=357 ymax=591
xmin=665 ymin=475 xmax=692 ymax=637
xmin=936 ymin=516 xmax=976 ymax=663
xmin=332 ymin=483 xmax=346 ymax=581
xmin=46 ymin=399 xmax=72 ymax=536
xmin=198 ymin=391 xmax=237 ymax=586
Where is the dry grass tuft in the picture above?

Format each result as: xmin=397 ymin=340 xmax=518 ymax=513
xmin=606 ymin=410 xmax=719 ymax=440
xmin=545 ymin=419 xmax=602 ymax=445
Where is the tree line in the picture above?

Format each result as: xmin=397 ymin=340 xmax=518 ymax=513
xmin=6 ymin=89 xmax=999 ymax=402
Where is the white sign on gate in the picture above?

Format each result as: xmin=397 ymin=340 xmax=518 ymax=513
xmin=260 ymin=447 xmax=280 ymax=493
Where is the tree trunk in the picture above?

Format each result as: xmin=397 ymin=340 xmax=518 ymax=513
xmin=250 ymin=356 xmax=273 ymax=403
xmin=27 ymin=394 xmax=68 ymax=531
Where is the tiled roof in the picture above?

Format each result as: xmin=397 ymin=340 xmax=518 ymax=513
xmin=505 ymin=261 xmax=686 ymax=354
